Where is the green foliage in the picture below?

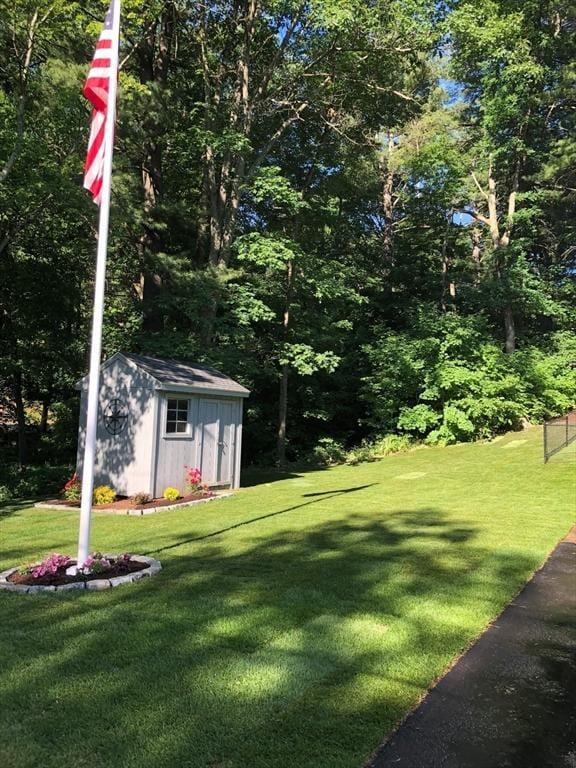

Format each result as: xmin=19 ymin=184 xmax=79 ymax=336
xmin=1 ymin=0 xmax=574 ymax=472
xmin=37 ymin=401 xmax=79 ymax=463
xmin=249 ymin=167 xmax=305 ymax=214
xmin=364 ymin=313 xmax=576 ymax=446
xmin=0 ymin=464 xmax=72 ymax=503
xmin=62 ymin=473 xmax=82 ymax=502
xmin=346 ymin=434 xmax=414 ymax=465
xmin=398 ymin=404 xmax=441 ymax=434
xmin=308 ymin=437 xmax=347 ymax=466
xmin=93 ymin=485 xmax=116 ymax=505
xmin=235 ymin=233 xmax=297 ymax=271
xmin=279 ymin=344 xmax=340 ymax=377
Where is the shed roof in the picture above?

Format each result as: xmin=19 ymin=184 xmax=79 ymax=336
xmin=77 ymin=353 xmax=250 ymax=397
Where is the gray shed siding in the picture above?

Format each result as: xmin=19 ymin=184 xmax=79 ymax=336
xmin=76 ymin=356 xmax=157 ymax=496
xmin=153 ymin=394 xmax=243 ymax=496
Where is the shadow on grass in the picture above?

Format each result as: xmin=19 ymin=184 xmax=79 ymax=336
xmin=239 ymin=460 xmax=344 ymax=488
xmin=0 ymin=507 xmax=548 ymax=768
xmin=146 ymin=484 xmax=377 ymax=555
xmin=0 ymin=497 xmax=39 ymax=518
xmin=239 ymin=466 xmax=304 ymax=487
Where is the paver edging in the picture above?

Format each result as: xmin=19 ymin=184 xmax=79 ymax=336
xmin=0 ymin=554 xmax=162 ymax=594
xmin=34 ymin=492 xmax=233 ymax=515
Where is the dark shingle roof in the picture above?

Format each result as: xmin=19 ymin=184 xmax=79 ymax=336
xmin=123 ymin=353 xmax=250 ymax=397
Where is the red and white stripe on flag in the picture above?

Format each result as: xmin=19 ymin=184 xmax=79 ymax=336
xmin=83 ymin=0 xmax=118 ymax=205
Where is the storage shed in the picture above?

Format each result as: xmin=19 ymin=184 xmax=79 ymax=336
xmin=76 ymin=352 xmax=249 ymax=497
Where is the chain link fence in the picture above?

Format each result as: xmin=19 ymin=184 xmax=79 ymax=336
xmin=544 ymin=411 xmax=576 ymax=463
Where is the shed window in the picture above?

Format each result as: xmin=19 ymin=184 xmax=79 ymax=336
xmin=165 ymin=398 xmax=190 ymax=434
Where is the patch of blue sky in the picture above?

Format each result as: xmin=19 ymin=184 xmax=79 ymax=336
xmin=439 ymin=77 xmax=465 ymax=106
xmin=452 ymin=209 xmax=474 ymax=226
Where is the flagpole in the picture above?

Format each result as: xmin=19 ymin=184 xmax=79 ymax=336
xmin=76 ymin=0 xmax=121 ymax=570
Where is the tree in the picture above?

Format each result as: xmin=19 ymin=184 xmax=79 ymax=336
xmin=449 ymin=0 xmax=576 ymax=352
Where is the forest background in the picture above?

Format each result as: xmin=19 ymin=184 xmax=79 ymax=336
xmin=1 ymin=0 xmax=575 ymax=498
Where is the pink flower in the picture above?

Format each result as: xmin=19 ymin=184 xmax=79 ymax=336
xmin=30 ymin=553 xmax=71 ymax=579
xmin=185 ymin=465 xmax=203 ymax=490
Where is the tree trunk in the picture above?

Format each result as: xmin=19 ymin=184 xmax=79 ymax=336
xmin=136 ymin=3 xmax=174 ymax=331
xmin=40 ymin=399 xmax=49 ymax=434
xmin=13 ymin=372 xmax=27 ymax=466
xmin=277 ymin=259 xmax=293 ymax=466
xmin=277 ymin=363 xmax=289 ymax=466
xmin=441 ymin=212 xmax=455 ymax=311
xmin=0 ymin=9 xmax=38 ymax=184
xmin=471 ymin=227 xmax=482 ymax=283
xmin=380 ymin=132 xmax=395 ymax=269
xmin=504 ymin=304 xmax=516 ymax=355
xmin=470 ymin=160 xmax=519 ymax=352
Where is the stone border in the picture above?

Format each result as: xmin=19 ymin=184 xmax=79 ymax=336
xmin=34 ymin=492 xmax=233 ymax=516
xmin=0 ymin=555 xmax=162 ymax=593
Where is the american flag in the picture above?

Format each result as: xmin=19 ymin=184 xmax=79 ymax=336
xmin=83 ymin=0 xmax=119 ymax=205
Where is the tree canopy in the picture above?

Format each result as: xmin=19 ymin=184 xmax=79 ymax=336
xmin=1 ymin=0 xmax=575 ymax=469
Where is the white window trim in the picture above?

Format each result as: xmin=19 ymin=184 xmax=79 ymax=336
xmin=162 ymin=396 xmax=193 ymax=439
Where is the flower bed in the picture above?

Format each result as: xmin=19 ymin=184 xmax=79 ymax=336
xmin=35 ymin=491 xmax=232 ymax=516
xmin=0 ymin=553 xmax=162 ymax=593
xmin=37 ymin=490 xmax=214 ymax=511
xmin=103 ymin=491 xmax=214 ymax=510
xmin=54 ymin=467 xmax=215 ymax=511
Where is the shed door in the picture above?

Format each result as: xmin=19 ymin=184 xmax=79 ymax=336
xmin=154 ymin=396 xmax=197 ymax=497
xmin=199 ymin=399 xmax=234 ymax=486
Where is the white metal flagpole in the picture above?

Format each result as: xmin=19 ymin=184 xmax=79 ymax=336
xmin=76 ymin=0 xmax=121 ymax=570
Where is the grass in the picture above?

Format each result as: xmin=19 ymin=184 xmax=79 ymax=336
xmin=0 ymin=426 xmax=574 ymax=768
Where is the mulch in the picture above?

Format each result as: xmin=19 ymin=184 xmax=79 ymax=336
xmin=8 ymin=558 xmax=148 ymax=587
xmin=43 ymin=492 xmax=211 ymax=511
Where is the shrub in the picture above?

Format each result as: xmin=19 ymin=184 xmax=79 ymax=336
xmin=184 ymin=466 xmax=202 ymax=492
xmin=310 ymin=437 xmax=347 ymax=466
xmin=346 ymin=434 xmax=414 ymax=465
xmin=93 ymin=485 xmax=116 ymax=505
xmin=363 ymin=316 xmax=576 ymax=445
xmin=130 ymin=491 xmax=152 ymax=506
xmin=163 ymin=486 xmax=180 ymax=501
xmin=0 ymin=464 xmax=72 ymax=503
xmin=398 ymin=405 xmax=441 ymax=435
xmin=63 ymin=472 xmax=81 ymax=501
xmin=372 ymin=434 xmax=414 ymax=456
xmin=345 ymin=444 xmax=378 ymax=465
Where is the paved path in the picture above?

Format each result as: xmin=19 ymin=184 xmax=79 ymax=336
xmin=368 ymin=528 xmax=576 ymax=768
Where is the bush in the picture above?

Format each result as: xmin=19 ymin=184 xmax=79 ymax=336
xmin=36 ymin=400 xmax=79 ymax=463
xmin=93 ymin=485 xmax=116 ymax=505
xmin=372 ymin=434 xmax=414 ymax=456
xmin=0 ymin=463 xmax=72 ymax=502
xmin=363 ymin=315 xmax=576 ymax=445
xmin=309 ymin=437 xmax=347 ymax=466
xmin=130 ymin=491 xmax=152 ymax=506
xmin=163 ymin=486 xmax=180 ymax=501
xmin=346 ymin=434 xmax=414 ymax=465
xmin=63 ymin=472 xmax=81 ymax=501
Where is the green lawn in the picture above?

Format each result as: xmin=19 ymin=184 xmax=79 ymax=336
xmin=0 ymin=427 xmax=574 ymax=768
